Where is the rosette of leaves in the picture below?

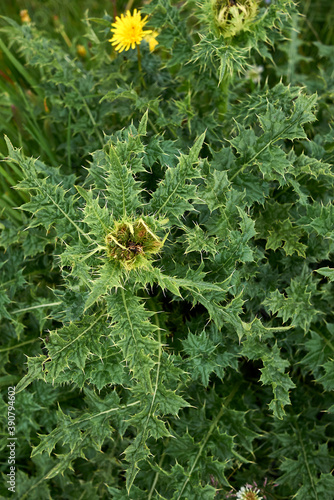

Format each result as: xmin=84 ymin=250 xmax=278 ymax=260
xmin=2 ymin=69 xmax=334 ymax=497
xmin=2 ymin=113 xmax=244 ymax=495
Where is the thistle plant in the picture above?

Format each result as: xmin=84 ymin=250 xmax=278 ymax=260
xmin=0 ymin=1 xmax=333 ymax=499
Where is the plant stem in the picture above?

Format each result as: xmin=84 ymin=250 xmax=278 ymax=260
xmin=0 ymin=339 xmax=39 ymax=353
xmin=148 ymin=452 xmax=166 ymax=500
xmin=12 ymin=302 xmax=62 ymax=315
xmin=148 ymin=117 xmax=159 ymax=135
xmin=137 ymin=45 xmax=146 ymax=89
xmin=111 ymin=0 xmax=118 ymax=19
xmin=126 ymin=0 xmax=135 ymax=11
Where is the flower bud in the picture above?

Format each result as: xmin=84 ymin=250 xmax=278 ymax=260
xmin=76 ymin=44 xmax=87 ymax=58
xmin=213 ymin=0 xmax=259 ymax=38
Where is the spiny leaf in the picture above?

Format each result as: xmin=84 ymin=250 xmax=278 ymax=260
xmin=85 ymin=261 xmax=123 ymax=310
xmin=315 ymin=267 xmax=334 ymax=281
xmin=16 ymin=356 xmax=47 ymax=393
xmin=264 ymin=272 xmax=321 ymax=332
xmin=75 ymin=185 xmax=113 ymax=241
xmin=149 ymin=133 xmax=205 ymax=223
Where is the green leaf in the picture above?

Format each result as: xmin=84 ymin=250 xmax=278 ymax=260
xmin=200 ymin=169 xmax=230 ymax=212
xmin=318 ymin=361 xmax=334 ymax=391
xmin=107 ymin=145 xmax=143 ymax=218
xmin=107 ymin=485 xmax=148 ymax=500
xmin=31 ymin=391 xmax=126 ymax=458
xmin=138 ymin=110 xmax=148 ymax=136
xmin=300 ymin=326 xmax=334 ymax=385
xmin=266 ymin=219 xmax=307 ymax=257
xmin=124 ymin=435 xmax=151 ymax=493
xmin=183 ymin=331 xmax=217 ymax=386
xmin=75 ymin=186 xmax=113 ymax=242
xmin=184 ymin=224 xmax=218 ymax=256
xmin=259 ymin=344 xmax=296 ymax=419
xmin=106 ymin=289 xmax=160 ymax=386
xmin=43 ymin=316 xmax=107 ymax=379
xmin=279 ymin=443 xmax=334 ymax=499
xmin=0 ymin=289 xmax=11 ymax=320
xmin=264 ymin=273 xmax=320 ymax=332
xmin=149 ymin=133 xmax=205 ymax=223
xmin=315 ymin=267 xmax=334 ymax=281
xmin=16 ymin=356 xmax=47 ymax=393
xmin=298 ymin=203 xmax=334 ymax=240
xmin=85 ymin=261 xmax=123 ymax=310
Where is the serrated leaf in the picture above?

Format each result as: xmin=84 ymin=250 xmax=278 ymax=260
xmin=106 ymin=145 xmax=143 ymax=218
xmin=0 ymin=289 xmax=11 ymax=320
xmin=265 ymin=219 xmax=307 ymax=257
xmin=259 ymin=344 xmax=296 ymax=419
xmin=44 ymin=316 xmax=107 ymax=378
xmin=201 ymin=169 xmax=230 ymax=212
xmin=85 ymin=261 xmax=123 ymax=310
xmin=315 ymin=267 xmax=334 ymax=281
xmin=16 ymin=356 xmax=47 ymax=393
xmin=75 ymin=186 xmax=113 ymax=241
xmin=183 ymin=331 xmax=217 ymax=386
xmin=137 ymin=110 xmax=148 ymax=136
xmin=149 ymin=133 xmax=205 ymax=223
xmin=124 ymin=435 xmax=151 ymax=493
xmin=318 ymin=360 xmax=334 ymax=391
xmin=264 ymin=273 xmax=320 ymax=332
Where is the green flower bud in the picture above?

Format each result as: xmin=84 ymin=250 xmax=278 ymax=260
xmin=213 ymin=0 xmax=259 ymax=38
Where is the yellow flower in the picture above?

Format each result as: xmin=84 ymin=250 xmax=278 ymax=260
xmin=109 ymin=9 xmax=152 ymax=53
xmin=76 ymin=44 xmax=87 ymax=58
xmin=144 ymin=31 xmax=159 ymax=52
xmin=20 ymin=9 xmax=31 ymax=24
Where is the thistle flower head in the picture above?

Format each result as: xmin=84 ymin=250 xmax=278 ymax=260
xmin=106 ymin=218 xmax=164 ymax=270
xmin=236 ymin=485 xmax=263 ymax=500
xmin=213 ymin=0 xmax=259 ymax=38
xmin=109 ymin=9 xmax=152 ymax=53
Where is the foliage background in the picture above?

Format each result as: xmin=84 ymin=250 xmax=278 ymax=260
xmin=0 ymin=0 xmax=334 ymax=499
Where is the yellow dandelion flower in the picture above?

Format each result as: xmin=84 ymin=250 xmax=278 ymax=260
xmin=144 ymin=31 xmax=159 ymax=52
xmin=109 ymin=9 xmax=152 ymax=53
xmin=20 ymin=9 xmax=31 ymax=24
